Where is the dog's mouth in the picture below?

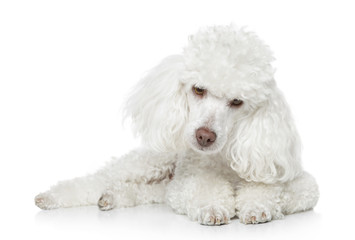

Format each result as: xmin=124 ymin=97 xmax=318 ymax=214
xmin=190 ymin=142 xmax=223 ymax=154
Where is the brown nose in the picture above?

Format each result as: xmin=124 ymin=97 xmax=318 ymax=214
xmin=196 ymin=127 xmax=216 ymax=147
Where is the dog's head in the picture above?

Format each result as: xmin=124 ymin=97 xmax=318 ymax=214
xmin=125 ymin=25 xmax=302 ymax=183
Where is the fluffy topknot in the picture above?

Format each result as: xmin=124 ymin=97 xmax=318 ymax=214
xmin=182 ymin=25 xmax=275 ymax=105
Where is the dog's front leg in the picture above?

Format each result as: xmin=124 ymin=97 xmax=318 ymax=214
xmin=235 ymin=172 xmax=319 ymax=224
xmin=235 ymin=181 xmax=285 ymax=224
xmin=166 ymin=171 xmax=236 ymax=225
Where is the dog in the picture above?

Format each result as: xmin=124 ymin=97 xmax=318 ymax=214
xmin=35 ymin=25 xmax=319 ymax=225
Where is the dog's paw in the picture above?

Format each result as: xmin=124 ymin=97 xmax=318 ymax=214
xmin=35 ymin=192 xmax=58 ymax=210
xmin=98 ymin=191 xmax=115 ymax=211
xmin=238 ymin=204 xmax=272 ymax=224
xmin=196 ymin=206 xmax=231 ymax=226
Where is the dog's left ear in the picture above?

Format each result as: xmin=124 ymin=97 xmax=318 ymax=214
xmin=226 ymin=88 xmax=303 ymax=184
xmin=125 ymin=55 xmax=188 ymax=152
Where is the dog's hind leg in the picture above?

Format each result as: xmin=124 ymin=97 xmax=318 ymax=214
xmin=97 ymin=181 xmax=170 ymax=211
xmin=34 ymin=172 xmax=107 ymax=210
xmin=35 ymin=148 xmax=176 ymax=210
xmin=97 ymin=150 xmax=176 ymax=210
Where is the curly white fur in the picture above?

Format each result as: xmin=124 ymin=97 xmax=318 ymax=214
xmin=35 ymin=25 xmax=319 ymax=225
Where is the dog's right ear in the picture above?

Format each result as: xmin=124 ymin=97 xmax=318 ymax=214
xmin=125 ymin=55 xmax=188 ymax=152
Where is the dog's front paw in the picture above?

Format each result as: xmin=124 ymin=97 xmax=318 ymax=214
xmin=238 ymin=204 xmax=273 ymax=224
xmin=98 ymin=191 xmax=115 ymax=211
xmin=196 ymin=206 xmax=231 ymax=226
xmin=35 ymin=192 xmax=58 ymax=210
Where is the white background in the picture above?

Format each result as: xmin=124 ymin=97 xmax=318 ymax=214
xmin=1 ymin=0 xmax=354 ymax=239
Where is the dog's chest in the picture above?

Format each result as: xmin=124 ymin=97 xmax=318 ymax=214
xmin=174 ymin=151 xmax=237 ymax=181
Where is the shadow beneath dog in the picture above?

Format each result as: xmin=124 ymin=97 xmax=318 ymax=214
xmin=35 ymin=205 xmax=322 ymax=238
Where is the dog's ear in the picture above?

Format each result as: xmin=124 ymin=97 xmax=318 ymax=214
xmin=226 ymin=88 xmax=302 ymax=183
xmin=125 ymin=55 xmax=188 ymax=152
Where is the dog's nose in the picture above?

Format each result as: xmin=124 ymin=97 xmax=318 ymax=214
xmin=196 ymin=127 xmax=216 ymax=147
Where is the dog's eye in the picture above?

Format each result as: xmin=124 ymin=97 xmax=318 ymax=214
xmin=193 ymin=86 xmax=206 ymax=96
xmin=230 ymin=99 xmax=243 ymax=107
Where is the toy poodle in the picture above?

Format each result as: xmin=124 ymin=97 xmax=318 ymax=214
xmin=35 ymin=25 xmax=319 ymax=225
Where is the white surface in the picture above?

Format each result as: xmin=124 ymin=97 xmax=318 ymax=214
xmin=1 ymin=0 xmax=354 ymax=239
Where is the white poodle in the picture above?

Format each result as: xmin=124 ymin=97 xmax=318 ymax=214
xmin=35 ymin=25 xmax=319 ymax=225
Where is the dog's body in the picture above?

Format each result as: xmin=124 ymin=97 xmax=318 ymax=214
xmin=35 ymin=25 xmax=319 ymax=225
